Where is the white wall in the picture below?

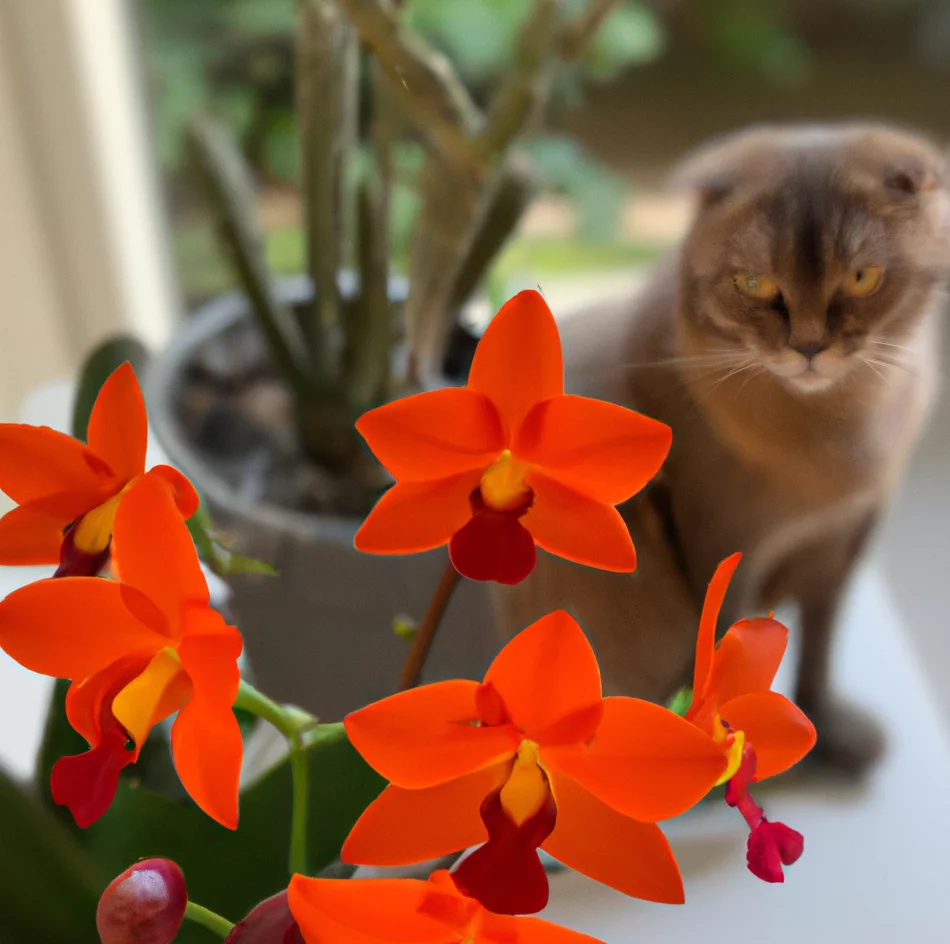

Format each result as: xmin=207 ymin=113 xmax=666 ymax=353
xmin=0 ymin=0 xmax=177 ymax=422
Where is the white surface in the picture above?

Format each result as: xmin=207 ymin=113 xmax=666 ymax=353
xmin=543 ymin=569 xmax=950 ymax=943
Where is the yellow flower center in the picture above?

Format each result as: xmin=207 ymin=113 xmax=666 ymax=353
xmin=499 ymin=739 xmax=548 ymax=826
xmin=72 ymin=480 xmax=136 ymax=553
xmin=479 ymin=450 xmax=531 ymax=512
xmin=111 ymin=648 xmax=188 ymax=747
xmin=713 ymin=712 xmax=746 ymax=786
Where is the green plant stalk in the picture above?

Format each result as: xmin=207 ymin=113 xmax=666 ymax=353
xmin=184 ymin=900 xmax=235 ymax=938
xmin=405 ymin=0 xmax=561 ymax=377
xmin=447 ymin=154 xmax=537 ymax=315
xmin=333 ymin=0 xmax=483 ymax=170
xmin=473 ymin=0 xmax=560 ymax=161
xmin=234 ymin=680 xmax=319 ymax=876
xmin=289 ymin=732 xmax=310 ymax=876
xmin=346 ymin=59 xmax=395 ymax=409
xmin=297 ymin=0 xmax=354 ymax=360
xmin=184 ymin=116 xmax=313 ymax=402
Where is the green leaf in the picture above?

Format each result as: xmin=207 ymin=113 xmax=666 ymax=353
xmin=0 ymin=768 xmax=102 ymax=943
xmin=406 ymin=0 xmax=530 ymax=85
xmin=71 ymin=336 xmax=151 ymax=442
xmin=71 ymin=725 xmax=385 ymax=926
xmin=667 ymin=687 xmax=693 ymax=717
xmin=187 ymin=503 xmax=277 ymax=576
xmin=584 ymin=2 xmax=666 ymax=81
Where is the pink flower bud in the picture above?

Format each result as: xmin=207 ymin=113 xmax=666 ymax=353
xmin=97 ymin=859 xmax=187 ymax=944
xmin=224 ymin=891 xmax=304 ymax=943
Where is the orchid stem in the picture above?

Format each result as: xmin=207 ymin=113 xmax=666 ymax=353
xmin=289 ymin=730 xmax=310 ymax=876
xmin=398 ymin=559 xmax=462 ymax=690
xmin=234 ymin=680 xmax=316 ymax=878
xmin=184 ymin=900 xmax=234 ymax=938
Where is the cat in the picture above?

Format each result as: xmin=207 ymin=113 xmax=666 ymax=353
xmin=494 ymin=124 xmax=950 ymax=773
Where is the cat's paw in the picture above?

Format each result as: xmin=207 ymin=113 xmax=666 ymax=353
xmin=805 ymin=697 xmax=887 ymax=776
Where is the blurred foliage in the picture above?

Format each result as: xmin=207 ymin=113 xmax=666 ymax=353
xmin=697 ymin=0 xmax=813 ymax=87
xmin=141 ymin=0 xmax=665 ymax=180
xmin=175 ymin=219 xmax=662 ymax=304
xmin=139 ymin=0 xmax=296 ymax=174
xmin=0 ymin=769 xmax=102 ymax=944
xmin=526 ymin=135 xmax=629 ymax=242
xmin=406 ymin=0 xmax=665 ymax=88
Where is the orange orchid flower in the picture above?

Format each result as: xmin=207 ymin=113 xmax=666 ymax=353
xmin=685 ymin=553 xmax=817 ymax=883
xmin=289 ymin=869 xmax=604 ymax=944
xmin=354 ymin=290 xmax=671 ymax=583
xmin=342 ymin=610 xmax=726 ymax=914
xmin=0 ymin=474 xmax=243 ymax=829
xmin=0 ymin=363 xmax=198 ymax=576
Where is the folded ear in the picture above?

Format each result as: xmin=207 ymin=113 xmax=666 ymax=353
xmin=882 ymin=148 xmax=946 ymax=197
xmin=669 ymin=126 xmax=789 ymax=211
xmin=848 ymin=125 xmax=947 ymax=199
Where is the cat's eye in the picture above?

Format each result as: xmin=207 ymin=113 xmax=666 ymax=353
xmin=840 ymin=266 xmax=884 ymax=298
xmin=732 ymin=273 xmax=780 ymax=301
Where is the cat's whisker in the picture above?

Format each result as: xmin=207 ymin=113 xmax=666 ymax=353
xmin=867 ymin=339 xmax=915 ymax=354
xmin=681 ymin=360 xmax=752 ymax=387
xmin=706 ymin=361 xmax=759 ymax=393
xmin=860 ymin=357 xmax=888 ymax=382
xmin=620 ymin=351 xmax=749 ymax=373
xmin=865 ymin=341 xmax=918 ymax=366
xmin=734 ymin=365 xmax=765 ymax=399
xmin=863 ymin=352 xmax=919 ymax=377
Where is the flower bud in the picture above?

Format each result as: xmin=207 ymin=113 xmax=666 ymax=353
xmin=224 ymin=890 xmax=304 ymax=943
xmin=97 ymin=859 xmax=187 ymax=944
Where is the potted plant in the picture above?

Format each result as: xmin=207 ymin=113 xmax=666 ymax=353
xmin=147 ymin=0 xmax=647 ymax=719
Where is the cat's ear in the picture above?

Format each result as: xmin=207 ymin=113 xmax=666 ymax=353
xmin=670 ymin=127 xmax=782 ymax=211
xmin=883 ymin=153 xmax=942 ymax=197
xmin=867 ymin=128 xmax=948 ymax=197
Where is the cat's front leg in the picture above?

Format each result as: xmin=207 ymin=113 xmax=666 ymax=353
xmin=791 ymin=511 xmax=885 ymax=775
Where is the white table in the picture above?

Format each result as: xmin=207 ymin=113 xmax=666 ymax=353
xmin=543 ymin=570 xmax=950 ymax=943
xmin=2 ymin=376 xmax=950 ymax=943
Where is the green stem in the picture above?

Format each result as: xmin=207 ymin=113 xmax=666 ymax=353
xmin=235 ymin=680 xmax=302 ymax=738
xmin=290 ymin=732 xmax=310 ymax=876
xmin=184 ymin=901 xmax=234 ymax=938
xmin=234 ymin=680 xmax=315 ymax=877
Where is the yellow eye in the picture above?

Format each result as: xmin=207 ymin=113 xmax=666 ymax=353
xmin=732 ymin=273 xmax=780 ymax=301
xmin=841 ymin=266 xmax=884 ymax=298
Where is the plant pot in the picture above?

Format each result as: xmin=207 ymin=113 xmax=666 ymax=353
xmin=147 ymin=276 xmax=497 ymax=721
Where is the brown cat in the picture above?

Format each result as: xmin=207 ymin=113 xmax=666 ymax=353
xmin=495 ymin=124 xmax=950 ymax=773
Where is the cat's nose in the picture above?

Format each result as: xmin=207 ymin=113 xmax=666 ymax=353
xmin=791 ymin=341 xmax=829 ymax=361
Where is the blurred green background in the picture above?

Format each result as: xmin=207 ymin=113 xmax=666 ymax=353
xmin=137 ymin=0 xmax=950 ymax=308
